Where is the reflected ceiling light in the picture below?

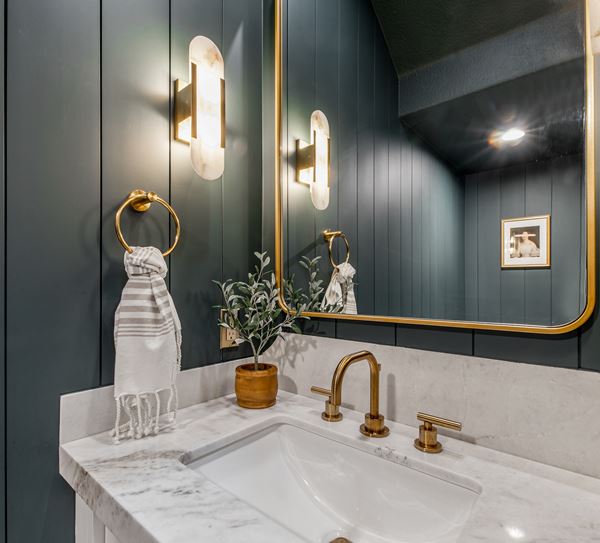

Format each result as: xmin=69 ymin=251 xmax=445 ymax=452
xmin=296 ymin=110 xmax=331 ymax=210
xmin=489 ymin=127 xmax=526 ymax=148
xmin=501 ymin=127 xmax=526 ymax=142
xmin=174 ymin=36 xmax=225 ymax=180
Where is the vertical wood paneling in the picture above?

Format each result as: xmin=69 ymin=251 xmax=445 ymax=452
xmin=222 ymin=0 xmax=264 ymax=359
xmin=421 ymin=148 xmax=431 ymax=315
xmin=411 ymin=145 xmax=423 ymax=316
xmin=466 ymin=157 xmax=583 ymax=328
xmin=430 ymin=160 xmax=442 ymax=318
xmin=101 ymin=0 xmax=171 ymax=384
xmin=3 ymin=1 xmax=265 ymax=539
xmin=551 ymin=155 xmax=583 ymax=325
xmin=356 ymin=3 xmax=374 ymax=315
xmin=388 ymin=72 xmax=402 ymax=316
xmin=477 ymin=170 xmax=501 ymax=322
xmin=311 ymin=0 xmax=338 ymax=338
xmin=464 ymin=175 xmax=478 ymax=320
xmin=470 ymin=155 xmax=583 ymax=367
xmin=450 ymin=171 xmax=466 ymax=319
xmin=6 ymin=1 xmax=101 ymax=541
xmin=500 ymin=166 xmax=525 ymax=324
xmin=337 ymin=0 xmax=358 ymax=279
xmin=261 ymin=0 xmax=276 ymax=257
xmin=399 ymin=135 xmax=413 ymax=314
xmin=373 ymin=32 xmax=390 ymax=315
xmin=171 ymin=0 xmax=224 ymax=368
xmin=285 ymin=0 xmax=316 ymax=296
xmin=524 ymin=161 xmax=552 ymax=325
xmin=315 ymin=0 xmax=339 ymax=271
xmin=285 ymin=0 xmax=465 ymax=323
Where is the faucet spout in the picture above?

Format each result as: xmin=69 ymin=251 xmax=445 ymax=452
xmin=330 ymin=351 xmax=380 ymax=417
xmin=311 ymin=350 xmax=389 ymax=438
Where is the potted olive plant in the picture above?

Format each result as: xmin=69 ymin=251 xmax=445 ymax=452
xmin=214 ymin=252 xmax=307 ymax=408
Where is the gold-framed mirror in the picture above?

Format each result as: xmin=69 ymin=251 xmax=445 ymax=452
xmin=274 ymin=0 xmax=596 ymax=334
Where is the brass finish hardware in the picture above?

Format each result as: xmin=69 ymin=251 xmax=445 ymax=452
xmin=311 ymin=351 xmax=389 ymax=438
xmin=296 ymin=129 xmax=331 ymax=184
xmin=309 ymin=385 xmax=342 ymax=421
xmin=174 ymin=67 xmax=226 ymax=149
xmin=323 ymin=229 xmax=350 ymax=268
xmin=413 ymin=412 xmax=462 ymax=454
xmin=272 ymin=0 xmax=597 ymax=334
xmin=115 ymin=189 xmax=181 ymax=257
xmin=296 ymin=138 xmax=315 ymax=179
xmin=174 ymin=77 xmax=193 ymax=143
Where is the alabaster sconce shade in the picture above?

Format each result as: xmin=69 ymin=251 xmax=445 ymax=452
xmin=174 ymin=36 xmax=225 ymax=180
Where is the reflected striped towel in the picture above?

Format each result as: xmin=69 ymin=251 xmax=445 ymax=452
xmin=321 ymin=262 xmax=357 ymax=315
xmin=112 ymin=247 xmax=182 ymax=443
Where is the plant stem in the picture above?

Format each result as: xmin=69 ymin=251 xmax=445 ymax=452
xmin=251 ymin=342 xmax=259 ymax=371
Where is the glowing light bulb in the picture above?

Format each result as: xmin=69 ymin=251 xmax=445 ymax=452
xmin=501 ymin=127 xmax=525 ymax=142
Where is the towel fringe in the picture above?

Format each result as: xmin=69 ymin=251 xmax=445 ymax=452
xmin=111 ymin=388 xmax=177 ymax=442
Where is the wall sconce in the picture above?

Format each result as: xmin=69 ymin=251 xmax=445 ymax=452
xmin=174 ymin=36 xmax=225 ymax=180
xmin=296 ymin=110 xmax=331 ymax=210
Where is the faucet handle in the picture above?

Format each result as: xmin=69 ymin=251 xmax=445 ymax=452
xmin=310 ymin=386 xmax=332 ymax=397
xmin=414 ymin=412 xmax=462 ymax=453
xmin=310 ymin=385 xmax=342 ymax=422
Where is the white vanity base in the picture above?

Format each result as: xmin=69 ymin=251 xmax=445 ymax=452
xmin=76 ymin=496 xmax=119 ymax=543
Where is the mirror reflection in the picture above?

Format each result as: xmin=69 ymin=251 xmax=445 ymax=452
xmin=280 ymin=0 xmax=588 ymax=327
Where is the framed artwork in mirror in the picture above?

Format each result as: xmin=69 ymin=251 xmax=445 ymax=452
xmin=501 ymin=215 xmax=550 ymax=268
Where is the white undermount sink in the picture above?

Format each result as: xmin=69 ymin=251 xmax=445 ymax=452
xmin=189 ymin=423 xmax=481 ymax=543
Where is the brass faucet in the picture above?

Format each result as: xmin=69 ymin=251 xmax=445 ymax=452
xmin=311 ymin=350 xmax=389 ymax=438
xmin=413 ymin=412 xmax=462 ymax=453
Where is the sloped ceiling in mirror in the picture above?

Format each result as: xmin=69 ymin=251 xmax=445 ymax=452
xmin=370 ymin=0 xmax=579 ymax=76
xmin=370 ymin=0 xmax=585 ymax=174
xmin=401 ymin=58 xmax=584 ymax=174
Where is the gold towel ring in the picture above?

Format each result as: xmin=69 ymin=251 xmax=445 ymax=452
xmin=115 ymin=189 xmax=181 ymax=257
xmin=323 ymin=229 xmax=350 ymax=268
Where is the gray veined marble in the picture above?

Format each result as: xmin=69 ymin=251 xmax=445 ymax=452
xmin=60 ymin=391 xmax=600 ymax=543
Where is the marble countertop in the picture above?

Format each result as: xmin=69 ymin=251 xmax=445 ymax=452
xmin=60 ymin=391 xmax=600 ymax=543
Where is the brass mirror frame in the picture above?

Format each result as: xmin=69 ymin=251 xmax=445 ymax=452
xmin=274 ymin=0 xmax=596 ymax=334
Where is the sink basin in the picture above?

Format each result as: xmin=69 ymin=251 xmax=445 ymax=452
xmin=189 ymin=423 xmax=480 ymax=543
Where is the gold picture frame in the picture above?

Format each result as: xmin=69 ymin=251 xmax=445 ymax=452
xmin=273 ymin=0 xmax=596 ymax=335
xmin=501 ymin=215 xmax=551 ymax=269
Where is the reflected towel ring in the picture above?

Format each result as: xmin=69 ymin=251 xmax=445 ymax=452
xmin=323 ymin=229 xmax=350 ymax=268
xmin=115 ymin=189 xmax=181 ymax=257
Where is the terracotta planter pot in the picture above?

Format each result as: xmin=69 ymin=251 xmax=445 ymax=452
xmin=235 ymin=363 xmax=278 ymax=409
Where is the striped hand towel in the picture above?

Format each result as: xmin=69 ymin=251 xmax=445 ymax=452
xmin=112 ymin=246 xmax=182 ymax=443
xmin=321 ymin=262 xmax=358 ymax=314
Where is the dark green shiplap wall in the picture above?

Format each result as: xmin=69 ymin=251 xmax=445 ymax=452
xmin=273 ymin=2 xmax=600 ymax=372
xmin=465 ymin=155 xmax=585 ymax=326
xmin=3 ymin=0 xmax=265 ymax=541
xmin=283 ymin=0 xmax=465 ymax=322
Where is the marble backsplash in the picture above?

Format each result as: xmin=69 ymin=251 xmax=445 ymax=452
xmin=61 ymin=333 xmax=600 ymax=480
xmin=266 ymin=333 xmax=600 ymax=479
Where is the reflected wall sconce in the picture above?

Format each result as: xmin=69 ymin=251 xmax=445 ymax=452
xmin=296 ymin=110 xmax=331 ymax=210
xmin=174 ymin=36 xmax=225 ymax=180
